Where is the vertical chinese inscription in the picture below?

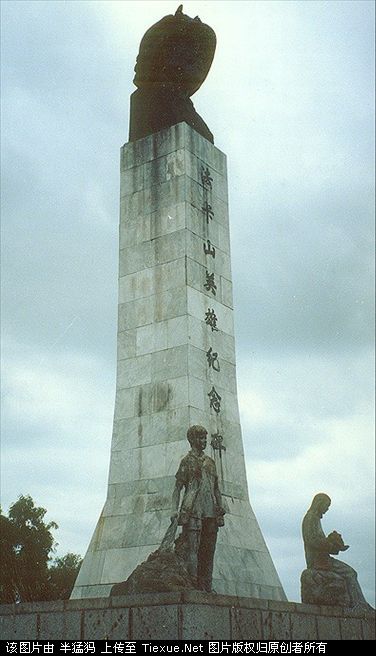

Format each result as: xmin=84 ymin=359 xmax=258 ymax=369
xmin=204 ymin=239 xmax=216 ymax=258
xmin=206 ymin=347 xmax=220 ymax=372
xmin=211 ymin=430 xmax=226 ymax=479
xmin=211 ymin=431 xmax=226 ymax=453
xmin=208 ymin=386 xmax=221 ymax=413
xmin=204 ymin=270 xmax=217 ymax=295
xmin=205 ymin=308 xmax=219 ymax=332
xmin=200 ymin=163 xmax=225 ymax=449
xmin=201 ymin=166 xmax=213 ymax=190
xmin=202 ymin=201 xmax=214 ymax=224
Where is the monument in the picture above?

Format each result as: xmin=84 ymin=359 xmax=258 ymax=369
xmin=2 ymin=6 xmax=375 ymax=643
xmin=71 ymin=5 xmax=286 ymax=601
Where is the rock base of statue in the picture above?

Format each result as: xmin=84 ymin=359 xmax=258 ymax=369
xmin=110 ymin=548 xmax=196 ymax=596
xmin=110 ymin=520 xmax=202 ymax=596
xmin=301 ymin=568 xmax=350 ymax=607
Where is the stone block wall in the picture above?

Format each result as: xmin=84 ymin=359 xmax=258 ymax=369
xmin=1 ymin=592 xmax=374 ymax=640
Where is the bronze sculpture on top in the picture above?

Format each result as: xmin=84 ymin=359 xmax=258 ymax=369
xmin=129 ymin=5 xmax=216 ymax=143
xmin=301 ymin=493 xmax=373 ymax=611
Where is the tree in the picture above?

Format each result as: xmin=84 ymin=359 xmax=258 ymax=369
xmin=0 ymin=495 xmax=81 ymax=603
xmin=47 ymin=553 xmax=83 ymax=601
xmin=0 ymin=510 xmax=18 ymax=603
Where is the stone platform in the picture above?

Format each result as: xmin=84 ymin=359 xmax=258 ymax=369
xmin=1 ymin=592 xmax=374 ymax=640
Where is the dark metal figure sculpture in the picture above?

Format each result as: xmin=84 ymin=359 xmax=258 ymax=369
xmin=301 ymin=493 xmax=373 ymax=610
xmin=111 ymin=425 xmax=225 ymax=596
xmin=171 ymin=425 xmax=225 ymax=592
xmin=129 ymin=5 xmax=216 ymax=143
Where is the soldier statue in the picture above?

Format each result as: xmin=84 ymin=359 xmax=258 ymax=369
xmin=111 ymin=425 xmax=225 ymax=595
xmin=171 ymin=425 xmax=226 ymax=592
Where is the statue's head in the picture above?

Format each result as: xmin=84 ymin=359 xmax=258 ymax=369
xmin=310 ymin=493 xmax=331 ymax=517
xmin=187 ymin=425 xmax=208 ymax=450
xmin=133 ymin=5 xmax=216 ymax=96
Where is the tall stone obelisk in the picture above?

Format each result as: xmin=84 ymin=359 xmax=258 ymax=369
xmin=72 ymin=7 xmax=286 ymax=602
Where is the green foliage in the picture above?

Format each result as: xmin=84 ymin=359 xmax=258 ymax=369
xmin=0 ymin=512 xmax=18 ymax=603
xmin=0 ymin=495 xmax=81 ymax=603
xmin=47 ymin=553 xmax=83 ymax=601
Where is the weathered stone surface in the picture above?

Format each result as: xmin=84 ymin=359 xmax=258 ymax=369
xmin=110 ymin=549 xmax=195 ymax=596
xmin=72 ymin=123 xmax=286 ymax=601
xmin=290 ymin=613 xmax=318 ymax=639
xmin=182 ymin=589 xmax=234 ymax=607
xmin=83 ymin=608 xmax=129 ymax=639
xmin=39 ymin=611 xmax=81 ymax=639
xmin=294 ymin=602 xmax=321 ymax=615
xmin=1 ymin=613 xmax=37 ymax=640
xmin=316 ymin=615 xmax=342 ymax=640
xmin=71 ymin=584 xmax=113 ymax=600
xmin=301 ymin=568 xmax=350 ymax=607
xmin=181 ymin=604 xmax=231 ymax=639
xmin=68 ymin=597 xmax=110 ymax=611
xmin=110 ymin=592 xmax=182 ymax=608
xmin=101 ymin=547 xmax=156 ymax=588
xmin=131 ymin=605 xmax=179 ymax=640
xmin=0 ymin=596 xmax=374 ymax=640
xmin=339 ymin=616 xmax=364 ymax=640
xmin=231 ymin=607 xmax=263 ymax=639
xmin=0 ymin=615 xmax=14 ymax=640
xmin=121 ymin=123 xmax=226 ymax=174
xmin=261 ymin=611 xmax=291 ymax=640
xmin=362 ymin=616 xmax=376 ymax=640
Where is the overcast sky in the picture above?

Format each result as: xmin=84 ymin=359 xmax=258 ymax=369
xmin=1 ymin=0 xmax=374 ymax=605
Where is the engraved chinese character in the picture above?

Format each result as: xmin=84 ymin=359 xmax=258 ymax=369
xmin=206 ymin=347 xmax=220 ymax=372
xmin=201 ymin=166 xmax=213 ymax=190
xmin=211 ymin=431 xmax=226 ymax=453
xmin=202 ymin=201 xmax=214 ymax=224
xmin=208 ymin=386 xmax=221 ymax=413
xmin=205 ymin=308 xmax=219 ymax=331
xmin=204 ymin=239 xmax=216 ymax=258
xmin=204 ymin=270 xmax=217 ymax=296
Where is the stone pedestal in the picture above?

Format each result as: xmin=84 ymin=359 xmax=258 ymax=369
xmin=71 ymin=123 xmax=285 ymax=601
xmin=1 ymin=594 xmax=374 ymax=640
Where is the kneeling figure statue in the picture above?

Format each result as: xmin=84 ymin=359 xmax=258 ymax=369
xmin=301 ymin=493 xmax=373 ymax=611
